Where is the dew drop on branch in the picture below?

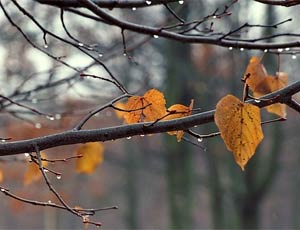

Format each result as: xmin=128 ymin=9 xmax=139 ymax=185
xmin=56 ymin=175 xmax=62 ymax=180
xmin=197 ymin=138 xmax=203 ymax=142
xmin=78 ymin=43 xmax=84 ymax=47
xmin=228 ymin=47 xmax=233 ymax=50
xmin=126 ymin=136 xmax=132 ymax=140
xmin=35 ymin=123 xmax=42 ymax=129
xmin=292 ymin=55 xmax=297 ymax=60
xmin=0 ymin=188 xmax=5 ymax=192
xmin=240 ymin=48 xmax=244 ymax=51
xmin=43 ymin=169 xmax=49 ymax=173
xmin=132 ymin=7 xmax=136 ymax=11
xmin=254 ymin=99 xmax=261 ymax=103
xmin=285 ymin=47 xmax=290 ymax=51
xmin=46 ymin=115 xmax=55 ymax=121
xmin=277 ymin=48 xmax=283 ymax=52
xmin=44 ymin=44 xmax=48 ymax=49
xmin=145 ymin=0 xmax=152 ymax=5
xmin=179 ymin=0 xmax=184 ymax=4
xmin=153 ymin=34 xmax=159 ymax=39
xmin=264 ymin=49 xmax=268 ymax=53
xmin=24 ymin=153 xmax=30 ymax=158
xmin=55 ymin=114 xmax=62 ymax=120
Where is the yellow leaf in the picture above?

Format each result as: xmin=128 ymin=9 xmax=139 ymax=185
xmin=163 ymin=99 xmax=194 ymax=142
xmin=114 ymin=102 xmax=126 ymax=119
xmin=214 ymin=95 xmax=264 ymax=170
xmin=76 ymin=142 xmax=104 ymax=174
xmin=244 ymin=57 xmax=288 ymax=118
xmin=24 ymin=152 xmax=48 ymax=186
xmin=123 ymin=89 xmax=166 ymax=124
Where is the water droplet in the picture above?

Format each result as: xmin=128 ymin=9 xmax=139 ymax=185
xmin=197 ymin=138 xmax=203 ymax=142
xmin=44 ymin=44 xmax=48 ymax=49
xmin=1 ymin=139 xmax=6 ymax=143
xmin=132 ymin=7 xmax=136 ymax=11
xmin=0 ymin=188 xmax=5 ymax=192
xmin=145 ymin=0 xmax=152 ymax=5
xmin=46 ymin=115 xmax=55 ymax=121
xmin=24 ymin=153 xmax=30 ymax=158
xmin=140 ymin=134 xmax=145 ymax=137
xmin=123 ymin=53 xmax=127 ymax=56
xmin=35 ymin=123 xmax=42 ymax=129
xmin=292 ymin=55 xmax=297 ymax=60
xmin=43 ymin=169 xmax=49 ymax=173
xmin=126 ymin=136 xmax=132 ymax=140
xmin=285 ymin=47 xmax=290 ymax=51
xmin=31 ymin=98 xmax=38 ymax=104
xmin=228 ymin=47 xmax=233 ymax=50
xmin=240 ymin=47 xmax=244 ymax=51
xmin=178 ymin=0 xmax=184 ymax=4
xmin=212 ymin=15 xmax=217 ymax=19
xmin=264 ymin=49 xmax=268 ymax=53
xmin=55 ymin=114 xmax=61 ymax=120
xmin=254 ymin=99 xmax=261 ymax=103
xmin=78 ymin=43 xmax=84 ymax=47
xmin=194 ymin=125 xmax=198 ymax=128
xmin=277 ymin=48 xmax=283 ymax=52
xmin=98 ymin=53 xmax=103 ymax=58
xmin=48 ymin=200 xmax=52 ymax=204
xmin=56 ymin=175 xmax=62 ymax=180
xmin=153 ymin=34 xmax=159 ymax=39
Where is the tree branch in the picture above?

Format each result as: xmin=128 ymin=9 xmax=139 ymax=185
xmin=76 ymin=0 xmax=300 ymax=50
xmin=1 ymin=80 xmax=300 ymax=156
xmin=254 ymin=0 xmax=300 ymax=7
xmin=33 ymin=0 xmax=178 ymax=8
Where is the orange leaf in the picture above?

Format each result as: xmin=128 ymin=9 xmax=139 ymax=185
xmin=244 ymin=57 xmax=288 ymax=118
xmin=24 ymin=152 xmax=48 ymax=186
xmin=0 ymin=168 xmax=3 ymax=183
xmin=114 ymin=102 xmax=126 ymax=119
xmin=76 ymin=142 xmax=104 ymax=174
xmin=214 ymin=95 xmax=264 ymax=170
xmin=244 ymin=56 xmax=267 ymax=92
xmin=123 ymin=89 xmax=166 ymax=124
xmin=164 ymin=100 xmax=194 ymax=142
xmin=253 ymin=72 xmax=288 ymax=118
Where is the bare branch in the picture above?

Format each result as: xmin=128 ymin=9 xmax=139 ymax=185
xmin=254 ymin=0 xmax=300 ymax=7
xmin=33 ymin=0 xmax=178 ymax=8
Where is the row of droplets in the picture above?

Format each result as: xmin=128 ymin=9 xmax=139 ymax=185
xmin=228 ymin=46 xmax=297 ymax=59
xmin=132 ymin=0 xmax=184 ymax=10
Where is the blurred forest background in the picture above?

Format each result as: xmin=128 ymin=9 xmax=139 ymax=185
xmin=0 ymin=0 xmax=300 ymax=229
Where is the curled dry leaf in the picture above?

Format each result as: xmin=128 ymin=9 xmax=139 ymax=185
xmin=244 ymin=56 xmax=288 ymax=118
xmin=76 ymin=142 xmax=104 ymax=174
xmin=123 ymin=89 xmax=166 ymax=124
xmin=163 ymin=99 xmax=194 ymax=142
xmin=24 ymin=152 xmax=48 ymax=186
xmin=214 ymin=95 xmax=264 ymax=170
